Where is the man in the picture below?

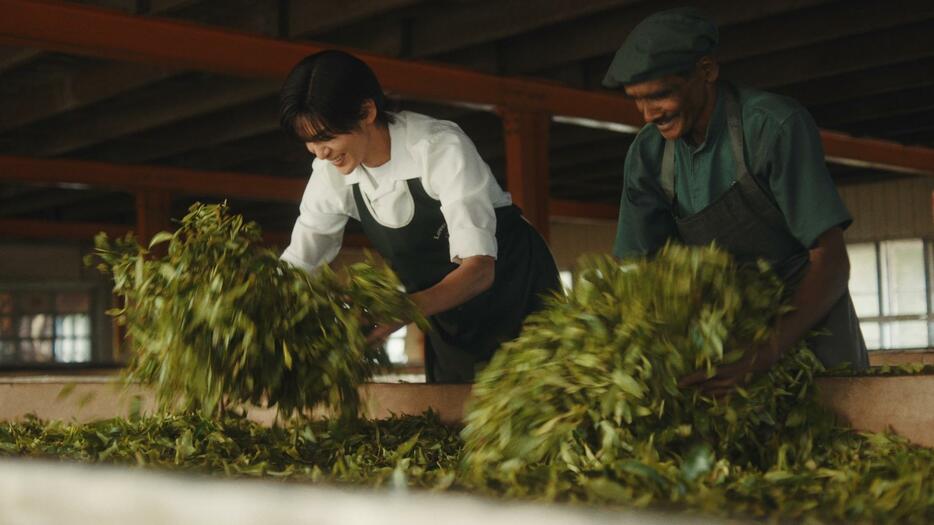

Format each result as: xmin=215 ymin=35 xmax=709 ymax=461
xmin=603 ymin=8 xmax=868 ymax=394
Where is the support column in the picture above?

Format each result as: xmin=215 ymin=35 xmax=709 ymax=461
xmin=134 ymin=190 xmax=173 ymax=245
xmin=500 ymin=109 xmax=551 ymax=240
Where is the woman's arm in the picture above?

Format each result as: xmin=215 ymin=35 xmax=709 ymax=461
xmin=410 ymin=255 xmax=495 ymax=317
xmin=366 ymin=255 xmax=494 ymax=343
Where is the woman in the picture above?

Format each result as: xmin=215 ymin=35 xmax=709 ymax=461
xmin=279 ymin=50 xmax=560 ymax=383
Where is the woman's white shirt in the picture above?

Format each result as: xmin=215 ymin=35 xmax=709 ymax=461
xmin=280 ymin=111 xmax=513 ymax=273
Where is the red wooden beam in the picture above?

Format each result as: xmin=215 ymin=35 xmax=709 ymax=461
xmin=3 ymin=1 xmax=931 ymax=178
xmin=821 ymin=130 xmax=934 ymax=176
xmin=0 ymin=218 xmax=370 ymax=248
xmin=134 ymin=190 xmax=172 ymax=247
xmin=0 ymin=218 xmax=129 ymax=241
xmin=0 ymin=155 xmax=304 ymax=201
xmin=0 ymin=0 xmax=642 ymax=125
xmin=502 ymin=110 xmax=551 ymax=239
xmin=0 ymin=155 xmax=616 ymax=222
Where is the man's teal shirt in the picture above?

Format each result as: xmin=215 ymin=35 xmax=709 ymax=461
xmin=614 ymin=84 xmax=852 ymax=259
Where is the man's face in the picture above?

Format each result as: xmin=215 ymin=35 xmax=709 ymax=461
xmin=623 ymin=71 xmax=708 ymax=141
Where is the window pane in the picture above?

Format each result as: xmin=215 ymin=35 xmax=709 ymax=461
xmin=560 ymin=270 xmax=574 ymax=294
xmin=19 ymin=315 xmax=53 ymax=338
xmin=385 ymin=326 xmax=408 ymax=364
xmin=884 ymin=320 xmax=928 ymax=349
xmin=55 ymin=292 xmax=90 ymax=314
xmin=74 ymin=314 xmax=90 ymax=337
xmin=75 ymin=338 xmax=91 ymax=362
xmin=19 ymin=339 xmax=53 ymax=362
xmin=0 ymin=340 xmax=15 ymax=362
xmin=860 ymin=321 xmax=881 ymax=350
xmin=847 ymin=243 xmax=879 ymax=317
xmin=55 ymin=337 xmax=92 ymax=363
xmin=881 ymin=240 xmax=926 ymax=315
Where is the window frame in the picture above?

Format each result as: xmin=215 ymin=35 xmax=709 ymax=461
xmin=0 ymin=281 xmax=111 ymax=371
xmin=848 ymin=238 xmax=934 ymax=351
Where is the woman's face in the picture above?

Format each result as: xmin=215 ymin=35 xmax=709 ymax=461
xmin=304 ymin=127 xmax=370 ymax=175
xmin=302 ymin=100 xmax=379 ymax=175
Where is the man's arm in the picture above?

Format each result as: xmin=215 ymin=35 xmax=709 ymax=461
xmin=680 ymin=227 xmax=850 ymax=394
xmin=770 ymin=227 xmax=850 ymax=358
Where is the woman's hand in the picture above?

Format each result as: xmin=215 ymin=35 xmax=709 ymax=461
xmin=366 ymin=321 xmax=406 ymax=345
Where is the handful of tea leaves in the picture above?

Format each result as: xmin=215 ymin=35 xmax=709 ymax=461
xmin=463 ymin=245 xmax=830 ymax=504
xmin=88 ymin=203 xmax=422 ymax=418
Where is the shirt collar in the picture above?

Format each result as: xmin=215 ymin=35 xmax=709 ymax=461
xmin=341 ymin=113 xmax=416 ymax=189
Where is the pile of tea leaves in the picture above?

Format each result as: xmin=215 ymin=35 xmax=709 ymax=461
xmin=0 ymin=411 xmax=460 ymax=489
xmin=87 ymin=202 xmax=423 ymax=418
xmin=461 ymin=244 xmax=934 ymax=523
xmin=4 ymin=241 xmax=928 ymax=523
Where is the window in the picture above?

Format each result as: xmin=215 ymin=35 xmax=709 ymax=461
xmin=847 ymin=240 xmax=933 ymax=350
xmin=0 ymin=286 xmax=98 ymax=366
xmin=385 ymin=325 xmax=408 ymax=365
xmin=560 ymin=270 xmax=574 ymax=294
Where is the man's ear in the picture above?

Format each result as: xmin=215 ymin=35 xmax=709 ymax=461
xmin=698 ymin=56 xmax=719 ymax=83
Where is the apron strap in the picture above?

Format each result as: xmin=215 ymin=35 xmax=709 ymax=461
xmin=659 ymin=82 xmax=790 ymax=235
xmin=660 ymin=140 xmax=675 ymax=203
xmin=722 ymin=84 xmax=790 ymax=235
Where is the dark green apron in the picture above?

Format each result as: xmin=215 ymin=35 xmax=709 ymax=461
xmin=353 ymin=178 xmax=560 ymax=383
xmin=659 ymin=85 xmax=868 ymax=370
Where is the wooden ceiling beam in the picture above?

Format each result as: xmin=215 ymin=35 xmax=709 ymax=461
xmin=516 ymin=0 xmax=933 ymax=92
xmin=0 ymin=154 xmax=303 ymax=201
xmin=408 ymin=0 xmax=641 ymax=58
xmin=774 ymin=57 xmax=934 ymax=108
xmin=0 ymin=0 xmax=642 ymax=124
xmin=288 ymin=0 xmax=425 ymax=38
xmin=83 ymin=95 xmax=277 ymax=163
xmin=0 ymin=62 xmax=178 ymax=134
xmin=0 ymin=0 xmax=211 ymax=132
xmin=0 ymin=187 xmax=114 ymax=218
xmin=725 ymin=20 xmax=934 ymax=89
xmin=0 ymin=218 xmax=128 ymax=241
xmin=810 ymin=86 xmax=934 ymax=129
xmin=1 ymin=0 xmax=932 ymax=178
xmin=715 ymin=0 xmax=934 ymax=64
xmin=501 ymin=0 xmax=833 ymax=75
xmin=0 ymin=217 xmax=369 ymax=248
xmin=0 ymin=155 xmax=626 ymax=222
xmin=821 ymin=131 xmax=934 ymax=176
xmin=163 ymin=131 xmax=303 ymax=172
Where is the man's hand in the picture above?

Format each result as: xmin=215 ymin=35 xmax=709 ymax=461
xmin=678 ymin=338 xmax=782 ymax=397
xmin=366 ymin=321 xmax=405 ymax=346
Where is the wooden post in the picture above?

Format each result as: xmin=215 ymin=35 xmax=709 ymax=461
xmin=501 ymin=110 xmax=551 ymax=240
xmin=134 ymin=190 xmax=173 ymax=246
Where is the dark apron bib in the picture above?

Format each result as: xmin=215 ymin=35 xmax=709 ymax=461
xmin=659 ymin=85 xmax=868 ymax=370
xmin=353 ymin=178 xmax=560 ymax=383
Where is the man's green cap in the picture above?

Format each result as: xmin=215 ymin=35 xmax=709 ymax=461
xmin=602 ymin=7 xmax=719 ymax=89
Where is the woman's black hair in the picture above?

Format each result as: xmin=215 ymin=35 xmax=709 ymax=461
xmin=279 ymin=49 xmax=395 ymax=142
